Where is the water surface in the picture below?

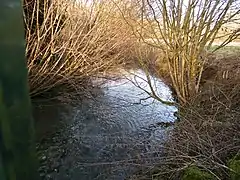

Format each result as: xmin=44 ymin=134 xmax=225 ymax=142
xmin=35 ymin=69 xmax=177 ymax=180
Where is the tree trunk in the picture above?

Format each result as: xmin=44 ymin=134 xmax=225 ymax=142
xmin=0 ymin=0 xmax=39 ymax=179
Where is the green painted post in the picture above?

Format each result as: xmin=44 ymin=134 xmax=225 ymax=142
xmin=0 ymin=0 xmax=39 ymax=180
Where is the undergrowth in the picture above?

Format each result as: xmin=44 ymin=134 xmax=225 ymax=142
xmin=129 ymin=50 xmax=240 ymax=179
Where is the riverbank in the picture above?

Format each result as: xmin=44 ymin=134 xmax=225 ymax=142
xmin=33 ymin=46 xmax=240 ymax=180
xmin=131 ymin=47 xmax=240 ymax=179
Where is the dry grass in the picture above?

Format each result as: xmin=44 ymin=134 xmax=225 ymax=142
xmin=165 ymin=82 xmax=240 ymax=179
xmin=128 ymin=49 xmax=240 ymax=180
xmin=23 ymin=0 xmax=138 ymax=97
xmin=129 ymin=85 xmax=240 ymax=180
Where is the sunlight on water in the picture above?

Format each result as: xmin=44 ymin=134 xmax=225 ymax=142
xmin=36 ymin=69 xmax=178 ymax=180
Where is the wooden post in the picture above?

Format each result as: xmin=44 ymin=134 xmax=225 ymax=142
xmin=0 ymin=0 xmax=39 ymax=179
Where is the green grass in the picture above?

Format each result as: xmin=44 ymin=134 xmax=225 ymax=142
xmin=183 ymin=166 xmax=215 ymax=180
xmin=209 ymin=46 xmax=240 ymax=55
xmin=228 ymin=154 xmax=240 ymax=180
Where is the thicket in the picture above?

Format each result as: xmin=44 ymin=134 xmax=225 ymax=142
xmin=23 ymin=0 xmax=138 ymax=97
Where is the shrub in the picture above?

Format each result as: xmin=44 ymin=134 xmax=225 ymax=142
xmin=23 ymin=0 xmax=138 ymax=97
xmin=123 ymin=0 xmax=240 ymax=104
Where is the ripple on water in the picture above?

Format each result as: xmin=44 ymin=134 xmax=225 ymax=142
xmin=36 ymin=69 xmax=177 ymax=180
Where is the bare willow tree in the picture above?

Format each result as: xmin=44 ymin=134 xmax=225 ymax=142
xmin=122 ymin=0 xmax=240 ymax=104
xmin=24 ymin=0 xmax=137 ymax=97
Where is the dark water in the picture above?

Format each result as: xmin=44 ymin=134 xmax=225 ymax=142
xmin=34 ymin=69 xmax=177 ymax=180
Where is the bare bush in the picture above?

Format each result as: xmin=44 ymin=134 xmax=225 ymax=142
xmin=163 ymin=83 xmax=240 ymax=179
xmin=128 ymin=82 xmax=240 ymax=180
xmin=23 ymin=0 xmax=137 ymax=97
xmin=121 ymin=0 xmax=240 ymax=104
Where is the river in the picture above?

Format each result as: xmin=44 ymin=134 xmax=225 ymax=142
xmin=33 ymin=69 xmax=177 ymax=180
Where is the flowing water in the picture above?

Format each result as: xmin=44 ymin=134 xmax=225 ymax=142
xmin=34 ymin=69 xmax=177 ymax=180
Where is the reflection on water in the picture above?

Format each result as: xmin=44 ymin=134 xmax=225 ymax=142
xmin=35 ymin=69 xmax=177 ymax=180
